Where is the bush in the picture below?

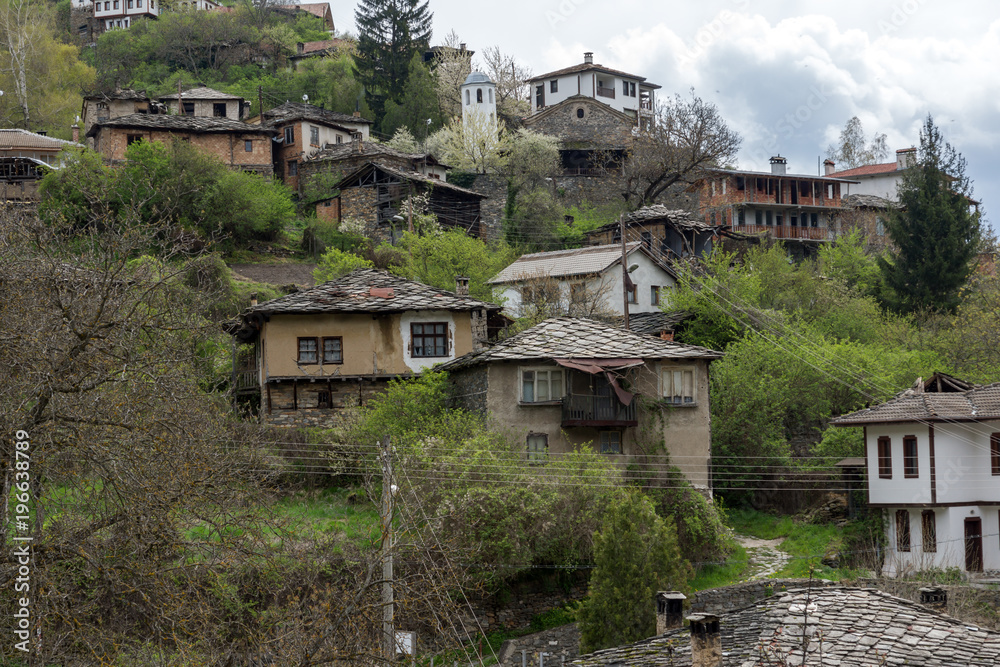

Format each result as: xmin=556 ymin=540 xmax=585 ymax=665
xmin=313 ymin=247 xmax=374 ymax=282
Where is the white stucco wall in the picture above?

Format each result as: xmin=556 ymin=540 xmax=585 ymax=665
xmin=399 ymin=310 xmax=458 ymax=373
xmin=883 ymin=506 xmax=1000 ymax=576
xmin=531 ymin=73 xmax=653 ymax=115
xmin=866 ymin=423 xmax=933 ymax=506
xmin=934 ymin=420 xmax=1000 ymax=504
xmin=842 ymin=173 xmax=903 ymax=201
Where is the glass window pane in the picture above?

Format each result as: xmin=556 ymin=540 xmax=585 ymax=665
xmin=522 ymin=372 xmax=534 ymax=402
xmin=537 ymin=375 xmax=549 ymax=402
xmin=551 ymin=371 xmax=563 ymax=399
xmin=683 ymin=371 xmax=694 ymax=402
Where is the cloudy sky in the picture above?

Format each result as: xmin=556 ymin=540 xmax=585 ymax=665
xmin=341 ymin=1 xmax=1000 ymax=229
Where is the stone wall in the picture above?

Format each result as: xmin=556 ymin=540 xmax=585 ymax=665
xmin=523 ymin=97 xmax=633 ymax=149
xmin=497 ymin=624 xmax=581 ymax=667
xmin=449 ymin=365 xmax=488 ymax=418
xmin=467 ymin=173 xmax=506 ymax=241
xmin=95 ymin=127 xmax=273 ymax=174
xmin=460 ymin=579 xmax=588 ymax=635
xmin=261 ymin=377 xmax=390 ymax=428
xmin=337 ymin=186 xmax=381 ymax=236
xmin=688 ymin=578 xmax=839 ymax=615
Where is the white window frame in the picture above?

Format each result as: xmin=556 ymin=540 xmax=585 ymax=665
xmin=661 ymin=366 xmax=697 ymax=406
xmin=520 ymin=367 xmax=564 ymax=404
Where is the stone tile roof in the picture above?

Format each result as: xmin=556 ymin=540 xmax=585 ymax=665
xmin=86 ymin=114 xmax=276 ymax=137
xmin=584 ymin=207 xmax=717 ymax=238
xmin=303 ymin=140 xmax=439 ymax=164
xmin=239 ymin=268 xmax=499 ymax=317
xmin=336 ymin=163 xmax=484 ymax=198
xmin=262 ymin=101 xmax=373 ymax=126
xmin=83 ymin=88 xmax=149 ymax=102
xmin=159 ymin=86 xmax=245 ymax=101
xmin=842 ymin=193 xmax=900 ymax=209
xmin=602 ymin=311 xmax=691 ymax=335
xmin=440 ymin=317 xmax=722 ymax=371
xmin=830 ymin=162 xmax=900 ymax=178
xmin=488 ymin=243 xmax=657 ymax=284
xmin=0 ymin=129 xmax=80 ymax=151
xmin=528 ymin=62 xmax=660 ymax=89
xmin=572 ymin=587 xmax=1000 ymax=666
xmin=832 ymin=380 xmax=1000 ymax=425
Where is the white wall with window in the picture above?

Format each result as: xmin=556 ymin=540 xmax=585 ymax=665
xmin=660 ymin=366 xmax=697 ymax=406
xmin=520 ymin=367 xmax=565 ymax=404
xmin=400 ymin=310 xmax=458 ymax=372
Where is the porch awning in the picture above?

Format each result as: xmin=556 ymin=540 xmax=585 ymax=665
xmin=553 ymin=357 xmax=644 ymax=406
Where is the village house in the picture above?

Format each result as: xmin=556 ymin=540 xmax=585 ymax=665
xmin=0 ymin=129 xmax=82 ymax=201
xmin=93 ymin=0 xmax=159 ymax=32
xmin=249 ymin=101 xmax=373 ymax=191
xmin=585 ymin=205 xmax=722 ymax=263
xmin=322 ymin=162 xmax=485 ymax=241
xmin=694 ymin=156 xmax=860 ymax=255
xmin=299 ymin=137 xmax=449 ymax=189
xmin=225 ymin=269 xmax=502 ymax=428
xmin=572 ymin=585 xmax=1000 ymax=666
xmin=288 ymin=39 xmax=349 ymax=68
xmin=158 ymin=87 xmax=248 ymax=120
xmin=832 ymin=373 xmax=1000 ymax=577
xmin=488 ymin=242 xmax=677 ymax=319
xmin=442 ymin=317 xmax=722 ymax=490
xmin=86 ymin=115 xmax=276 ymax=174
xmin=827 ymin=148 xmax=917 ymax=200
xmin=80 ymin=89 xmax=163 ymax=148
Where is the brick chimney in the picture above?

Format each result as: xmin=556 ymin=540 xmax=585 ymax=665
xmin=656 ymin=591 xmax=686 ymax=634
xmin=823 ymin=158 xmax=835 ymax=176
xmin=584 ymin=51 xmax=594 ymax=65
xmin=351 ymin=131 xmax=363 ymax=153
xmin=687 ymin=614 xmax=722 ymax=667
xmin=919 ymin=587 xmax=947 ymax=613
xmin=896 ymin=147 xmax=917 ymax=169
xmin=770 ymin=155 xmax=787 ymax=176
xmin=71 ymin=124 xmax=80 ymax=143
xmin=455 ymin=276 xmax=470 ymax=296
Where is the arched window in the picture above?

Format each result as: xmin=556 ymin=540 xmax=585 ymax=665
xmin=477 ymin=88 xmax=483 ymax=103
xmin=464 ymin=89 xmax=470 ymax=105
xmin=489 ymin=88 xmax=494 ymax=104
xmin=577 ymin=108 xmax=584 ymax=118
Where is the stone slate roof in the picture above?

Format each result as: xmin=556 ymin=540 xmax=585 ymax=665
xmin=440 ymin=317 xmax=722 ymax=371
xmin=86 ymin=114 xmax=276 ymax=137
xmin=304 ymin=140 xmax=442 ymax=165
xmin=83 ymin=88 xmax=149 ymax=102
xmin=832 ymin=380 xmax=1000 ymax=426
xmin=842 ymin=193 xmax=900 ymax=209
xmin=262 ymin=101 xmax=373 ymax=127
xmin=0 ymin=129 xmax=80 ymax=151
xmin=236 ymin=268 xmax=499 ymax=317
xmin=529 ymin=61 xmax=660 ymax=89
xmin=602 ymin=311 xmax=691 ymax=335
xmin=335 ymin=163 xmax=484 ymax=198
xmin=488 ymin=243 xmax=673 ymax=284
xmin=159 ymin=86 xmax=244 ymax=101
xmin=585 ymin=207 xmax=717 ymax=238
xmin=572 ymin=587 xmax=1000 ymax=666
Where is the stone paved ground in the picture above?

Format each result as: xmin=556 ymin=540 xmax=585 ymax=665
xmin=736 ymin=534 xmax=790 ymax=579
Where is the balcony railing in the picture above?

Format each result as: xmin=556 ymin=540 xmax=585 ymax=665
xmin=596 ymin=86 xmax=616 ymax=99
xmin=733 ymin=224 xmax=833 ymax=241
xmin=562 ymin=393 xmax=637 ymax=427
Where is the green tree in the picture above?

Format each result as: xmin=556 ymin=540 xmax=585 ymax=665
xmin=353 ymin=0 xmax=432 ymax=128
xmin=382 ymin=53 xmax=443 ymax=141
xmin=577 ymin=490 xmax=691 ymax=653
xmin=313 ymin=247 xmax=375 ymax=282
xmin=826 ymin=116 xmax=889 ymax=169
xmin=879 ymin=115 xmax=982 ymax=313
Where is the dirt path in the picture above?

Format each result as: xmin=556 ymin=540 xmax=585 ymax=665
xmin=735 ymin=534 xmax=790 ymax=579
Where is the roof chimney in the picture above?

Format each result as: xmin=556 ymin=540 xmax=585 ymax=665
xmin=687 ymin=614 xmax=722 ymax=667
xmin=460 ymin=42 xmax=467 ymax=52
xmin=919 ymin=587 xmax=947 ymax=613
xmin=71 ymin=123 xmax=80 ymax=143
xmin=823 ymin=158 xmax=835 ymax=176
xmin=656 ymin=591 xmax=687 ymax=634
xmin=455 ymin=276 xmax=470 ymax=296
xmin=584 ymin=51 xmax=594 ymax=65
xmin=250 ymin=292 xmax=258 ymax=307
xmin=352 ymin=131 xmax=363 ymax=153
xmin=770 ymin=155 xmax=787 ymax=176
xmin=897 ymin=147 xmax=917 ymax=170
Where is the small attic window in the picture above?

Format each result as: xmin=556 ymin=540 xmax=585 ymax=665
xmin=576 ymin=108 xmax=584 ymax=119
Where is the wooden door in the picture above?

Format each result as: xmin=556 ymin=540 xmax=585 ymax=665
xmin=965 ymin=518 xmax=983 ymax=573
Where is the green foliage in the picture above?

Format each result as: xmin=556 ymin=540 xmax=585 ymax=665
xmin=557 ymin=203 xmax=625 ymax=247
xmin=505 ymin=187 xmax=561 ymax=250
xmin=818 ymin=228 xmax=883 ymax=298
xmin=388 ymin=229 xmax=518 ymax=301
xmin=879 ymin=115 xmax=982 ymax=313
xmin=689 ymin=543 xmax=748 ymax=591
xmin=648 ymin=476 xmax=734 ymax=563
xmin=813 ymin=426 xmax=864 ymax=463
xmin=445 ymin=170 xmax=478 ymax=189
xmin=935 ymin=270 xmax=1000 ymax=381
xmin=39 ymin=140 xmax=295 ymax=252
xmin=381 ymin=54 xmax=443 ymax=141
xmin=577 ymin=490 xmax=692 ymax=653
xmin=313 ymin=247 xmax=375 ymax=282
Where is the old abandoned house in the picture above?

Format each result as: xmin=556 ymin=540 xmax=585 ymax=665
xmin=86 ymin=115 xmax=276 ymax=174
xmin=158 ymin=86 xmax=248 ymax=120
xmin=832 ymin=373 xmax=1000 ymax=577
xmin=442 ymin=317 xmax=722 ymax=490
xmin=585 ymin=205 xmax=722 ymax=262
xmin=225 ymin=269 xmax=501 ymax=427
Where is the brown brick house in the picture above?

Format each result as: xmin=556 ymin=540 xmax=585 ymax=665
xmin=298 ymin=138 xmax=450 ymax=197
xmin=158 ymin=86 xmax=248 ymax=120
xmin=225 ymin=268 xmax=501 ymax=427
xmin=80 ymin=89 xmax=162 ymax=148
xmin=87 ymin=115 xmax=276 ymax=174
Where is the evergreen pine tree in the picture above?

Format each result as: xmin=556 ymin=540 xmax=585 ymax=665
xmin=577 ymin=490 xmax=691 ymax=654
xmin=381 ymin=54 xmax=443 ymax=141
xmin=353 ymin=0 xmax=432 ymax=130
xmin=879 ymin=115 xmax=982 ymax=313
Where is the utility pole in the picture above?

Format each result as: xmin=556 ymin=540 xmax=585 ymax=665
xmin=258 ymin=85 xmax=264 ymax=122
xmin=407 ymin=182 xmax=414 ymax=233
xmin=381 ymin=435 xmax=395 ymax=664
xmin=620 ymin=213 xmax=630 ymax=330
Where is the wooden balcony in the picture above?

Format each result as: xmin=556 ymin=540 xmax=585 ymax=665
xmin=562 ymin=393 xmax=637 ymax=427
xmin=596 ymin=86 xmax=616 ymax=99
xmin=733 ymin=224 xmax=834 ymax=242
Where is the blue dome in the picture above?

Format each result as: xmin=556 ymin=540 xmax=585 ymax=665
xmin=463 ymin=71 xmax=493 ymax=86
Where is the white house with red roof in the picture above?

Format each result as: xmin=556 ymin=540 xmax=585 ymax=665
xmin=825 ymin=147 xmax=916 ymax=200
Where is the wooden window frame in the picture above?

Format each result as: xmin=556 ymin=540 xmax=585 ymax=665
xmin=661 ymin=366 xmax=696 ymax=406
xmin=991 ymin=432 xmax=1000 ymax=476
xmin=922 ymin=510 xmax=936 ymax=553
xmin=896 ymin=509 xmax=910 ymax=552
xmin=650 ymin=285 xmax=660 ymax=306
xmin=520 ymin=367 xmax=564 ymax=404
xmin=297 ymin=337 xmax=318 ymax=365
xmin=182 ymin=102 xmax=194 ymax=116
xmin=410 ymin=322 xmax=449 ymax=358
xmin=626 ymin=285 xmax=638 ymax=304
xmin=903 ymin=435 xmax=918 ymax=478
xmin=126 ymin=134 xmax=143 ymax=146
xmin=877 ymin=436 xmax=892 ymax=479
xmin=600 ymin=431 xmax=622 ymax=455
xmin=287 ymin=160 xmax=298 ymax=176
xmin=322 ymin=336 xmax=343 ymax=364
xmin=550 ymin=80 xmax=558 ymax=93
xmin=244 ymin=140 xmax=253 ymax=152
xmin=284 ymin=126 xmax=294 ymax=144
xmin=310 ymin=125 xmax=320 ymax=146
xmin=527 ymin=432 xmax=548 ymax=464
